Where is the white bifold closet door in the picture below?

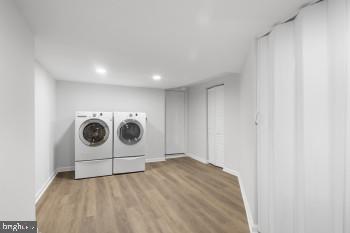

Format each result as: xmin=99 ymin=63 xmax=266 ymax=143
xmin=208 ymin=85 xmax=224 ymax=167
xmin=165 ymin=91 xmax=185 ymax=154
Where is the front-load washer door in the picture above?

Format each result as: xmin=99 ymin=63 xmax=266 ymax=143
xmin=80 ymin=119 xmax=110 ymax=147
xmin=75 ymin=116 xmax=113 ymax=162
xmin=118 ymin=119 xmax=144 ymax=145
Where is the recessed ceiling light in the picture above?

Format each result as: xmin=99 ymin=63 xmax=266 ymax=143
xmin=152 ymin=74 xmax=162 ymax=81
xmin=95 ymin=67 xmax=107 ymax=75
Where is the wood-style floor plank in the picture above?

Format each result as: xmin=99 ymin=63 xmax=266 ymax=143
xmin=36 ymin=157 xmax=250 ymax=233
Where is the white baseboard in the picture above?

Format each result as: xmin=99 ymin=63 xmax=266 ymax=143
xmin=35 ymin=172 xmax=56 ymax=204
xmin=165 ymin=154 xmax=187 ymax=159
xmin=223 ymin=167 xmax=240 ymax=177
xmin=56 ymin=166 xmax=75 ymax=173
xmin=186 ymin=153 xmax=209 ymax=164
xmin=223 ymin=167 xmax=258 ymax=233
xmin=251 ymin=225 xmax=259 ymax=233
xmin=145 ymin=157 xmax=166 ymax=163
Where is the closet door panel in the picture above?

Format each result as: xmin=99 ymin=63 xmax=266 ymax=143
xmin=270 ymin=22 xmax=296 ymax=233
xmin=297 ymin=3 xmax=332 ymax=232
xmin=208 ymin=88 xmax=216 ymax=164
xmin=166 ymin=91 xmax=185 ymax=154
xmin=257 ymin=36 xmax=272 ymax=233
xmin=208 ymin=85 xmax=224 ymax=167
xmin=215 ymin=85 xmax=225 ymax=167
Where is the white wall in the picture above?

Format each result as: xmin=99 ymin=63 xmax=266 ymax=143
xmin=224 ymin=78 xmax=241 ymax=171
xmin=55 ymin=81 xmax=165 ymax=169
xmin=35 ymin=63 xmax=56 ymax=200
xmin=186 ymin=83 xmax=209 ymax=162
xmin=0 ymin=0 xmax=35 ymax=220
xmin=238 ymin=44 xmax=258 ymax=226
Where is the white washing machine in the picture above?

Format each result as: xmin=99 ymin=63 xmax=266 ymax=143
xmin=75 ymin=111 xmax=113 ymax=179
xmin=113 ymin=112 xmax=146 ymax=174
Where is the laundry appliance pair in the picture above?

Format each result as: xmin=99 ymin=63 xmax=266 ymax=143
xmin=74 ymin=112 xmax=146 ymax=179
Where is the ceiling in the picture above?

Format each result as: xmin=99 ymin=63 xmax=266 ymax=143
xmin=16 ymin=0 xmax=310 ymax=89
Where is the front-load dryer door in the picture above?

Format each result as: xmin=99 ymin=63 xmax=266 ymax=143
xmin=75 ymin=118 xmax=113 ymax=161
xmin=118 ymin=119 xmax=144 ymax=145
xmin=115 ymin=119 xmax=145 ymax=157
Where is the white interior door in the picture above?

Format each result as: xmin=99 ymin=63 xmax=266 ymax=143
xmin=165 ymin=91 xmax=185 ymax=154
xmin=208 ymin=85 xmax=224 ymax=167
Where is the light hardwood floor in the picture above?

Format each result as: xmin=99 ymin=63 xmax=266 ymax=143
xmin=36 ymin=157 xmax=250 ymax=233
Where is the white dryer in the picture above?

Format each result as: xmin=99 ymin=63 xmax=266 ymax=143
xmin=113 ymin=112 xmax=146 ymax=174
xmin=75 ymin=112 xmax=113 ymax=179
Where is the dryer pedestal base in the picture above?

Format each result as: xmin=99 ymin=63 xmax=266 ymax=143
xmin=113 ymin=156 xmax=145 ymax=174
xmin=75 ymin=159 xmax=112 ymax=179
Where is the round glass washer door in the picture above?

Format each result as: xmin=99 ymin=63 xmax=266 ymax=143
xmin=118 ymin=119 xmax=144 ymax=145
xmin=79 ymin=119 xmax=110 ymax=147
